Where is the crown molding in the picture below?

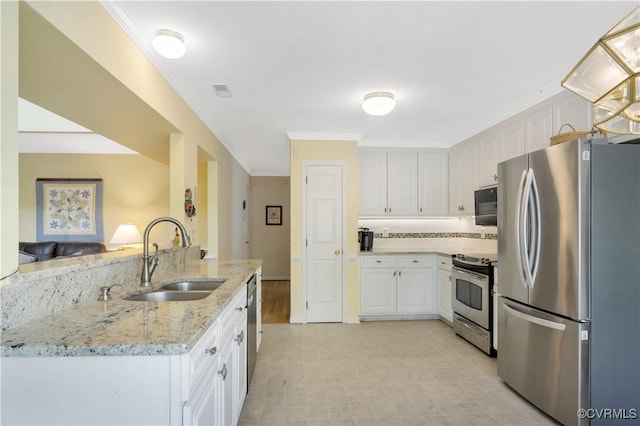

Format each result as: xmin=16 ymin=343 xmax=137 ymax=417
xmin=287 ymin=132 xmax=363 ymax=141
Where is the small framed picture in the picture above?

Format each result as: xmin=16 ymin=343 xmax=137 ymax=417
xmin=266 ymin=205 xmax=282 ymax=225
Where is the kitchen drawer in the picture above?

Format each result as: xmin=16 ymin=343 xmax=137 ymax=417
xmin=438 ymin=255 xmax=452 ymax=271
xmin=219 ymin=287 xmax=247 ymax=341
xmin=361 ymin=256 xmax=397 ymax=268
xmin=187 ymin=318 xmax=219 ymax=396
xmin=397 ymin=255 xmax=434 ymax=268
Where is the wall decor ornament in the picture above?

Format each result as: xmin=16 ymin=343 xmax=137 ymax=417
xmin=36 ymin=178 xmax=104 ymax=242
xmin=184 ymin=188 xmax=196 ymax=217
xmin=266 ymin=205 xmax=282 ymax=225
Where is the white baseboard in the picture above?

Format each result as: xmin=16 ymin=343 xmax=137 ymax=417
xmin=289 ymin=316 xmax=305 ymax=324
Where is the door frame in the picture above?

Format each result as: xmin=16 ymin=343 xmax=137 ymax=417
xmin=301 ymin=160 xmax=348 ymax=323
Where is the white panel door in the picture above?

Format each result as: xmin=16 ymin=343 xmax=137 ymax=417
xmin=306 ymin=165 xmax=343 ymax=323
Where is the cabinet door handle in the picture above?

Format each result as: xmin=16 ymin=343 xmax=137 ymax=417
xmin=334 ymin=250 xmax=341 ymax=255
xmin=205 ymin=346 xmax=217 ymax=356
xmin=393 ymin=270 xmax=397 ymax=277
xmin=494 ymin=174 xmax=498 ymax=181
xmin=235 ymin=330 xmax=244 ymax=345
xmin=376 ymin=260 xmax=382 ymax=263
xmin=399 ymin=270 xmax=402 ymax=277
xmin=420 ymin=207 xmax=423 ymax=213
xmin=236 ymin=306 xmax=244 ymax=312
xmin=412 ymin=260 xmax=418 ymax=263
xmin=218 ymin=363 xmax=228 ymax=381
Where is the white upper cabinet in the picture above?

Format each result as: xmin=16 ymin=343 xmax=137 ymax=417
xmin=387 ymin=152 xmax=419 ymax=215
xmin=552 ymin=92 xmax=593 ymax=135
xmin=477 ymin=131 xmax=499 ymax=188
xmin=359 ymin=151 xmax=388 ymax=216
xmin=418 ymin=151 xmax=448 ymax=216
xmin=448 ymin=141 xmax=478 ymax=216
xmin=525 ymin=104 xmax=553 ymax=153
xmin=360 ymin=149 xmax=448 ymax=216
xmin=498 ymin=119 xmax=525 ymax=162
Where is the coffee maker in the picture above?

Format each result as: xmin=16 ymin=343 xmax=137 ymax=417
xmin=358 ymin=228 xmax=374 ymax=251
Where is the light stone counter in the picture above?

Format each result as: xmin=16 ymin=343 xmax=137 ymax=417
xmin=0 ymin=259 xmax=262 ymax=358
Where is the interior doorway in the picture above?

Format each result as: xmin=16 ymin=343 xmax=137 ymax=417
xmin=304 ymin=163 xmax=345 ymax=323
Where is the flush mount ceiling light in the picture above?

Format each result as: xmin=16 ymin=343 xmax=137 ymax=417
xmin=362 ymin=92 xmax=396 ymax=116
xmin=562 ymin=5 xmax=640 ymax=134
xmin=152 ymin=29 xmax=186 ymax=59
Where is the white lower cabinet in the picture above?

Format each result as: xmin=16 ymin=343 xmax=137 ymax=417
xmin=360 ymin=254 xmax=437 ymax=318
xmin=1 ymin=284 xmax=251 ymax=426
xmin=437 ymin=255 xmax=453 ymax=323
xmin=212 ymin=285 xmax=248 ymax=426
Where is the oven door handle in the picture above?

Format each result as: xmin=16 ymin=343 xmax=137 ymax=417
xmin=452 ymin=267 xmax=488 ymax=281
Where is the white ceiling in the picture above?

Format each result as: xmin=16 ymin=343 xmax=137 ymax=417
xmin=98 ymin=1 xmax=636 ymax=176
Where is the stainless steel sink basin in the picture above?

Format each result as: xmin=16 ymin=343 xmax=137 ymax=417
xmin=161 ymin=279 xmax=226 ymax=292
xmin=124 ymin=290 xmax=211 ymax=302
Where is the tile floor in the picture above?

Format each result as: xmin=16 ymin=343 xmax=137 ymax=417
xmin=239 ymin=320 xmax=558 ymax=426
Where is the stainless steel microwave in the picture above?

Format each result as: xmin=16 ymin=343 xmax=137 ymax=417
xmin=474 ymin=187 xmax=497 ymax=226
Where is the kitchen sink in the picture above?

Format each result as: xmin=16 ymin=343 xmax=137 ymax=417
xmin=160 ymin=279 xmax=226 ymax=292
xmin=124 ymin=290 xmax=211 ymax=302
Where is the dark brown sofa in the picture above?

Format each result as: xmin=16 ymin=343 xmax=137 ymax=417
xmin=19 ymin=241 xmax=106 ymax=263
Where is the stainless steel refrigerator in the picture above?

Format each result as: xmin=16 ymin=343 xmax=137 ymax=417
xmin=497 ymin=138 xmax=640 ymax=426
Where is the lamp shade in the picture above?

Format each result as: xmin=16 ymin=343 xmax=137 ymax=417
xmin=152 ymin=29 xmax=186 ymax=59
xmin=562 ymin=5 xmax=640 ymax=135
xmin=109 ymin=224 xmax=143 ymax=245
xmin=362 ymin=92 xmax=396 ymax=116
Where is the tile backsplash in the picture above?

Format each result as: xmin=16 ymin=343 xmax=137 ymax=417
xmin=358 ymin=217 xmax=497 ymax=253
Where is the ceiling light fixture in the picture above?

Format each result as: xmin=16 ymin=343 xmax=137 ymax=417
xmin=152 ymin=29 xmax=186 ymax=59
xmin=561 ymin=5 xmax=640 ymax=135
xmin=362 ymin=92 xmax=396 ymax=116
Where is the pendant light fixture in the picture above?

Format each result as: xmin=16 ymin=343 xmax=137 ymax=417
xmin=561 ymin=6 xmax=640 ymax=134
xmin=362 ymin=92 xmax=396 ymax=116
xmin=152 ymin=29 xmax=186 ymax=59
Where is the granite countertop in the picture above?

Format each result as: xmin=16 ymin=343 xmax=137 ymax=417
xmin=0 ymin=259 xmax=262 ymax=358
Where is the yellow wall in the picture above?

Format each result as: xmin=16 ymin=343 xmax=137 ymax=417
xmin=0 ymin=0 xmax=248 ymax=275
xmin=289 ymin=139 xmax=360 ymax=322
xmin=19 ymin=154 xmax=169 ymax=246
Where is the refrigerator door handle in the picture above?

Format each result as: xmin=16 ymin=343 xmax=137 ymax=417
xmin=520 ymin=168 xmax=534 ymax=288
xmin=515 ymin=169 xmax=528 ymax=289
xmin=528 ymin=170 xmax=542 ymax=286
xmin=503 ymin=302 xmax=567 ymax=331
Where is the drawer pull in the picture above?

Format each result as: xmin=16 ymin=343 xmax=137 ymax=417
xmin=376 ymin=260 xmax=382 ymax=263
xmin=205 ymin=346 xmax=217 ymax=356
xmin=235 ymin=330 xmax=245 ymax=345
xmin=218 ymin=363 xmax=228 ymax=381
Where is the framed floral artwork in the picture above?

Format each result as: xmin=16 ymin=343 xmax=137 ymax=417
xmin=36 ymin=178 xmax=104 ymax=242
xmin=265 ymin=205 xmax=282 ymax=225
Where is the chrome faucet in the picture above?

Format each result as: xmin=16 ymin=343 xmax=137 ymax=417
xmin=141 ymin=217 xmax=191 ymax=287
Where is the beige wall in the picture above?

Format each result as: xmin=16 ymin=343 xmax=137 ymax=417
xmin=289 ymin=139 xmax=360 ymax=323
xmin=19 ymin=153 xmax=169 ymax=246
xmin=0 ymin=1 xmax=249 ymax=275
xmin=250 ymin=176 xmax=290 ymax=279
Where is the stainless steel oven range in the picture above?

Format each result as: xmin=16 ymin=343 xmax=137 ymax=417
xmin=452 ymin=253 xmax=497 ymax=356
